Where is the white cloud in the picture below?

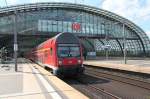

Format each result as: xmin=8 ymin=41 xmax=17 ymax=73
xmin=146 ymin=31 xmax=150 ymax=38
xmin=101 ymin=0 xmax=150 ymax=22
xmin=4 ymin=0 xmax=86 ymax=6
xmin=30 ymin=0 xmax=80 ymax=3
xmin=5 ymin=0 xmax=19 ymax=6
xmin=5 ymin=0 xmax=63 ymax=6
xmin=101 ymin=0 xmax=150 ymax=37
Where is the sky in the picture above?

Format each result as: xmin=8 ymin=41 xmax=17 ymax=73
xmin=0 ymin=0 xmax=150 ymax=38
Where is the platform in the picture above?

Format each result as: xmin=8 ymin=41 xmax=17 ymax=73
xmin=83 ymin=58 xmax=150 ymax=74
xmin=0 ymin=58 xmax=88 ymax=99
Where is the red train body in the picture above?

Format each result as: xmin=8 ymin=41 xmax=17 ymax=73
xmin=27 ymin=33 xmax=84 ymax=76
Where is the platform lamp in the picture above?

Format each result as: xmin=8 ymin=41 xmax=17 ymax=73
xmin=13 ymin=9 xmax=18 ymax=72
xmin=104 ymin=22 xmax=111 ymax=60
xmin=4 ymin=0 xmax=18 ymax=71
xmin=122 ymin=23 xmax=127 ymax=64
xmin=113 ymin=22 xmax=127 ymax=64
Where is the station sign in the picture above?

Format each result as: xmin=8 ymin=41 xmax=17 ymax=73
xmin=72 ymin=23 xmax=81 ymax=31
xmin=102 ymin=45 xmax=111 ymax=50
xmin=87 ymin=52 xmax=96 ymax=56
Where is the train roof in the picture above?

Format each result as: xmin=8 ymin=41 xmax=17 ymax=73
xmin=55 ymin=33 xmax=80 ymax=44
xmin=36 ymin=33 xmax=80 ymax=49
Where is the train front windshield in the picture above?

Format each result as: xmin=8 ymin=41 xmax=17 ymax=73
xmin=57 ymin=44 xmax=80 ymax=58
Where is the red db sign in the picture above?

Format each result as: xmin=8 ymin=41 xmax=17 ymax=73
xmin=72 ymin=23 xmax=81 ymax=31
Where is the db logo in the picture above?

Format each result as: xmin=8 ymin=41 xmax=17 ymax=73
xmin=72 ymin=23 xmax=81 ymax=31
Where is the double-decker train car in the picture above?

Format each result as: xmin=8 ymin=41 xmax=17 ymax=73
xmin=27 ymin=33 xmax=84 ymax=76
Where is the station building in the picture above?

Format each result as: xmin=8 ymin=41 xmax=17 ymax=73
xmin=0 ymin=2 xmax=150 ymax=57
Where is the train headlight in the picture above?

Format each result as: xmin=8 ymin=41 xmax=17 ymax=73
xmin=78 ymin=60 xmax=81 ymax=64
xmin=58 ymin=61 xmax=62 ymax=65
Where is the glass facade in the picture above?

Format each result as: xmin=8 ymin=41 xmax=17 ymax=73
xmin=0 ymin=3 xmax=150 ymax=56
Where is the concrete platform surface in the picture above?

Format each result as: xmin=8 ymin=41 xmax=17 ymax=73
xmin=0 ymin=58 xmax=88 ymax=99
xmin=84 ymin=59 xmax=150 ymax=74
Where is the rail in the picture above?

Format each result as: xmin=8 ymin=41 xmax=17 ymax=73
xmin=76 ymin=76 xmax=122 ymax=99
xmin=85 ymin=65 xmax=150 ymax=90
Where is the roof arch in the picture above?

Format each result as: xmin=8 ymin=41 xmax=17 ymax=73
xmin=0 ymin=2 xmax=150 ymax=56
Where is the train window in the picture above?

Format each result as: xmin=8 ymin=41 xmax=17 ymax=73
xmin=58 ymin=47 xmax=69 ymax=57
xmin=70 ymin=47 xmax=80 ymax=57
xmin=50 ymin=48 xmax=53 ymax=55
xmin=58 ymin=45 xmax=80 ymax=58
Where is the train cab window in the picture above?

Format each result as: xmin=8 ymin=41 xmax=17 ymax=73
xmin=50 ymin=48 xmax=53 ymax=55
xmin=70 ymin=47 xmax=80 ymax=57
xmin=58 ymin=44 xmax=80 ymax=58
xmin=58 ymin=47 xmax=69 ymax=57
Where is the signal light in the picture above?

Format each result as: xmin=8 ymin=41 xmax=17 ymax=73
xmin=78 ymin=60 xmax=81 ymax=64
xmin=58 ymin=61 xmax=62 ymax=65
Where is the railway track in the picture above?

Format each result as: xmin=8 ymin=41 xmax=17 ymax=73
xmin=63 ymin=76 xmax=122 ymax=99
xmin=30 ymin=62 xmax=121 ymax=98
xmin=28 ymin=60 xmax=150 ymax=98
xmin=84 ymin=65 xmax=150 ymax=91
xmin=28 ymin=60 xmax=121 ymax=98
xmin=76 ymin=78 xmax=122 ymax=99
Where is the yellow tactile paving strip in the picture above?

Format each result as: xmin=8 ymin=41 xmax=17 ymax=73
xmin=32 ymin=63 xmax=89 ymax=99
xmin=84 ymin=60 xmax=150 ymax=74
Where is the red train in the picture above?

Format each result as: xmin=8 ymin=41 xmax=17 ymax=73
xmin=27 ymin=33 xmax=84 ymax=76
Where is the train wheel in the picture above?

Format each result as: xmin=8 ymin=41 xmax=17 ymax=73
xmin=44 ymin=66 xmax=53 ymax=74
xmin=44 ymin=66 xmax=48 ymax=70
